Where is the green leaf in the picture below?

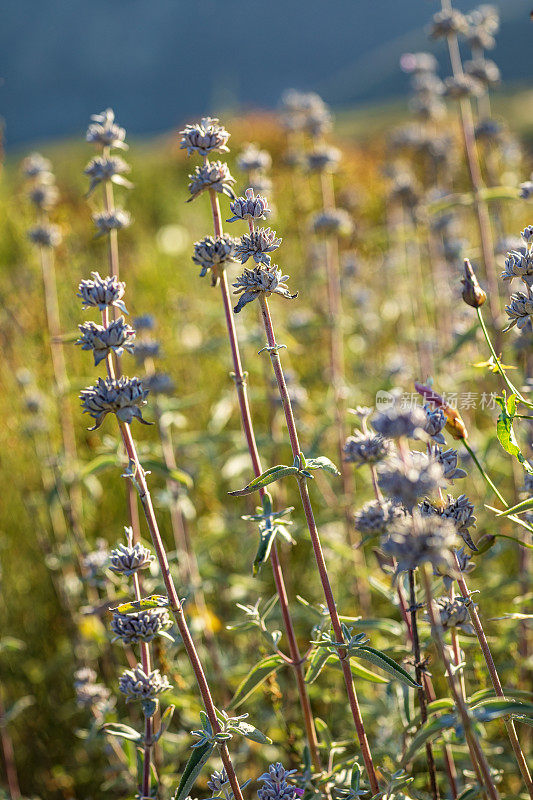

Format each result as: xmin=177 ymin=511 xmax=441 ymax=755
xmin=495 ymin=497 xmax=533 ymax=518
xmin=234 ymin=720 xmax=272 ymax=744
xmin=153 ymin=704 xmax=175 ymax=743
xmin=252 ymin=526 xmax=278 ymax=576
xmin=495 ymin=393 xmax=533 ymax=473
xmin=457 ymin=788 xmax=483 ymax=800
xmin=229 ymin=465 xmax=299 ymax=497
xmin=174 ymin=740 xmax=214 ymax=800
xmin=142 ymin=459 xmax=193 ymax=489
xmin=80 ymin=454 xmax=117 ymax=477
xmin=228 ymin=655 xmax=285 ymax=710
xmin=306 ymin=651 xmax=388 ymax=685
xmin=100 ymin=722 xmax=142 ymax=742
xmin=353 ymin=646 xmax=420 ymax=688
xmin=305 ymin=648 xmax=331 ymax=684
xmin=401 ymin=714 xmax=457 ymax=766
xmin=471 ymin=697 xmax=533 ymax=723
xmin=115 ymin=594 xmax=169 ymax=613
xmin=469 ymin=688 xmax=533 ymax=704
xmin=305 ymin=456 xmax=341 ymax=476
xmin=2 ymin=696 xmax=34 ymax=725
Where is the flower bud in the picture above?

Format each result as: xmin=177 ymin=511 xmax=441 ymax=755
xmin=461 ymin=258 xmax=486 ymax=308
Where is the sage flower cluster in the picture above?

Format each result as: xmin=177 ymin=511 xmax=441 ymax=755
xmin=232 ymin=265 xmax=297 ymax=314
xmin=179 ymin=117 xmax=230 ymax=157
xmin=86 ymin=108 xmax=132 ymax=236
xmin=86 ymin=108 xmax=128 ymax=150
xmin=343 ymin=430 xmax=393 ymax=466
xmin=192 ymin=233 xmax=238 ymax=284
xmin=381 ymin=511 xmax=458 ymax=575
xmin=74 ymin=667 xmax=111 ymax=714
xmin=77 ymin=271 xmax=128 ymax=313
xmin=311 ymin=209 xmax=353 ymax=237
xmin=378 ymin=452 xmax=446 ymax=510
xmin=420 ymin=493 xmax=477 ymax=551
xmin=257 ymin=763 xmax=298 ymax=800
xmin=111 ymin=608 xmax=172 ymax=645
xmin=401 ymin=51 xmax=445 ymax=121
xmin=354 ymin=499 xmax=405 ymax=536
xmin=501 ymin=226 xmax=533 ymax=332
xmin=80 ymin=376 xmax=149 ymax=430
xmin=431 ymin=597 xmax=474 ymax=634
xmin=76 ymin=316 xmax=135 ymax=366
xmin=227 ymin=188 xmax=270 ymax=223
xmin=84 ymin=155 xmax=132 ymax=196
xmin=109 ymin=527 xmax=154 ymax=576
xmin=237 ymin=144 xmax=273 ymax=197
xmin=119 ymin=664 xmax=172 ymax=702
xmin=280 ymin=89 xmax=332 ymax=138
xmin=187 ymin=160 xmax=236 ymax=202
xmin=372 ymin=405 xmax=427 ymax=440
xmin=430 ymin=9 xmax=468 ymax=39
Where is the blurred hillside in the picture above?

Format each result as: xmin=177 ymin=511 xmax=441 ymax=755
xmin=2 ymin=0 xmax=531 ymax=147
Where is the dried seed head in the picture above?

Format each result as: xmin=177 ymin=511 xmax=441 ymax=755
xmin=80 ymin=376 xmax=150 ymax=430
xmin=234 ymin=227 xmax=282 ymax=266
xmin=22 ymin=152 xmax=52 ymax=178
xmin=28 ymin=182 xmax=59 ymax=210
xmin=257 ymin=763 xmax=298 ymax=800
xmin=86 ymin=108 xmax=128 ymax=150
xmin=306 ymin=146 xmax=341 ymax=173
xmin=353 ymin=499 xmax=406 ymax=536
xmin=76 ymin=317 xmax=135 ymax=366
xmin=462 ymin=259 xmax=487 ymax=308
xmin=443 ymin=75 xmax=483 ymax=100
xmin=179 ymin=117 xmax=230 ymax=157
xmin=381 ymin=510 xmax=458 ymax=574
xmin=430 ymin=9 xmax=468 ymax=39
xmin=119 ymin=664 xmax=171 ymax=702
xmin=372 ymin=405 xmax=427 ymax=440
xmin=503 ymin=292 xmax=533 ymax=331
xmin=109 ymin=527 xmax=155 ymax=576
xmin=77 ymin=271 xmax=128 ymax=314
xmin=28 ymin=224 xmax=62 ymax=248
xmin=187 ymin=161 xmax=235 ymax=202
xmin=343 ymin=431 xmax=393 ymax=466
xmin=143 ymin=372 xmax=175 ymax=395
xmin=232 ymin=264 xmax=297 ymax=313
xmin=192 ymin=234 xmax=238 ymax=284
xmin=227 ymin=188 xmax=270 ymax=223
xmin=84 ymin=155 xmax=131 ymax=196
xmin=429 ymin=444 xmax=467 ymax=482
xmin=378 ymin=452 xmax=446 ymax=509
xmin=311 ymin=209 xmax=353 ymax=237
xmin=464 ymin=58 xmax=500 ymax=87
xmin=431 ymin=596 xmax=474 ymax=634
xmin=420 ymin=494 xmax=477 ymax=550
xmin=111 ymin=608 xmax=172 ymax=645
xmin=92 ymin=209 xmax=131 ymax=237
xmin=237 ymin=143 xmax=272 ymax=173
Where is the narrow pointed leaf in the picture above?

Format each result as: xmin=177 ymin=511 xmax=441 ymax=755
xmin=115 ymin=594 xmax=169 ymax=613
xmin=495 ymin=497 xmax=533 ymax=517
xmin=401 ymin=714 xmax=457 ymax=766
xmin=100 ymin=722 xmax=142 ymax=742
xmin=235 ymin=721 xmax=272 ymax=744
xmin=304 ymin=456 xmax=341 ymax=476
xmin=229 ymin=465 xmax=299 ymax=497
xmin=228 ymin=655 xmax=285 ymax=710
xmin=353 ymin=646 xmax=420 ymax=688
xmin=142 ymin=458 xmax=193 ymax=488
xmin=471 ymin=697 xmax=533 ymax=722
xmin=174 ymin=740 xmax=214 ymax=800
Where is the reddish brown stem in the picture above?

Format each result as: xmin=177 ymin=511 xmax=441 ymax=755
xmin=0 ymin=688 xmax=21 ymax=799
xmin=258 ymin=295 xmax=379 ymax=794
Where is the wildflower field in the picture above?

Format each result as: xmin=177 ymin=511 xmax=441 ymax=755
xmin=1 ymin=4 xmax=532 ymax=800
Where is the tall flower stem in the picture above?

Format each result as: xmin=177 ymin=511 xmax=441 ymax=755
xmin=452 ymin=551 xmax=533 ymax=797
xmin=258 ymin=294 xmax=379 ymax=794
xmin=419 ymin=563 xmax=500 ymax=800
xmin=407 ymin=570 xmax=440 ymax=800
xmin=207 ymin=190 xmax=322 ymax=772
xmin=441 ymin=0 xmax=500 ymax=323
xmin=118 ymin=420 xmax=244 ymax=800
xmin=0 ymin=687 xmax=21 ymax=800
xmin=318 ymin=171 xmax=371 ymax=615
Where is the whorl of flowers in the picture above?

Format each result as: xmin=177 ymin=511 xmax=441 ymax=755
xmin=28 ymin=182 xmax=59 ymax=211
xmin=86 ymin=108 xmax=128 ymax=150
xmin=80 ymin=376 xmax=150 ymax=430
xmin=503 ymin=292 xmax=533 ymax=332
xmin=227 ymin=188 xmax=270 ymax=223
xmin=423 ymin=405 xmax=446 ymax=444
xmin=420 ymin=494 xmax=477 ymax=551
xmin=179 ymin=117 xmax=230 ymax=157
xmin=134 ymin=340 xmax=160 ymax=364
xmin=311 ymin=209 xmax=353 ymax=237
xmin=237 ymin=143 xmax=272 ymax=173
xmin=74 ymin=668 xmax=110 ymax=712
xmin=192 ymin=234 xmax=238 ymax=283
xmin=82 ymin=539 xmax=109 ymax=585
xmin=435 ymin=545 xmax=475 ymax=591
xmin=84 ymin=155 xmax=132 ymax=196
xmin=207 ymin=769 xmax=229 ymax=793
xmin=74 ymin=667 xmax=97 ymax=686
xmin=22 ymin=152 xmax=52 ymax=178
xmin=378 ymin=452 xmax=446 ymax=510
xmin=76 ymin=316 xmax=135 ymax=366
xmin=119 ymin=664 xmax=171 ymax=702
xmin=92 ymin=209 xmax=131 ymax=237
xmin=28 ymin=224 xmax=62 ymax=249
xmin=109 ymin=528 xmax=154 ymax=575
xmin=143 ymin=372 xmax=175 ymax=395
xmin=354 ymin=499 xmax=405 ymax=536
xmin=234 ymin=227 xmax=282 ymax=265
xmin=257 ymin=763 xmax=298 ymax=800
xmin=187 ymin=161 xmax=236 ymax=202
xmin=372 ymin=405 xmax=427 ymax=440
xmin=111 ymin=608 xmax=172 ymax=645
xmin=381 ymin=511 xmax=458 ymax=575
xmin=306 ymin=146 xmax=341 ymax=173
xmin=464 ymin=59 xmax=500 ymax=88
xmin=431 ymin=597 xmax=474 ymax=634
xmin=429 ymin=445 xmax=467 ymax=482
xmin=77 ymin=271 xmax=128 ymax=314
xmin=280 ymin=89 xmax=332 ymax=136
xmin=501 ymin=239 xmax=533 ymax=287
xmin=430 ymin=9 xmax=468 ymax=39
xmin=343 ymin=430 xmax=393 ymax=466
xmin=232 ymin=265 xmax=297 ymax=314
xmin=443 ymin=75 xmax=483 ymax=100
